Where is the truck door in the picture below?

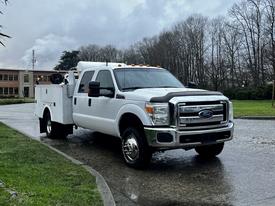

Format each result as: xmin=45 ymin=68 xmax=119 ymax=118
xmin=72 ymin=70 xmax=95 ymax=128
xmin=88 ymin=70 xmax=122 ymax=135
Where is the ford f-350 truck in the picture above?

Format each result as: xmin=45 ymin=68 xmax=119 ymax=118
xmin=35 ymin=61 xmax=234 ymax=168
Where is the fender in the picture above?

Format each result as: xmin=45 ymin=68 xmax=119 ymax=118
xmin=42 ymin=104 xmax=53 ymax=119
xmin=115 ymin=103 xmax=152 ymax=137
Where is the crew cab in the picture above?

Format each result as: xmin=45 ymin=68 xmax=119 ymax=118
xmin=35 ymin=61 xmax=234 ymax=168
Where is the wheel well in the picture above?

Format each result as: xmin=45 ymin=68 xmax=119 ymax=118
xmin=119 ymin=113 xmax=144 ymax=136
xmin=43 ymin=108 xmax=50 ymax=119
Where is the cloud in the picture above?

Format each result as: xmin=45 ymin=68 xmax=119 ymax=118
xmin=21 ymin=34 xmax=77 ymax=69
xmin=0 ymin=0 xmax=238 ymax=69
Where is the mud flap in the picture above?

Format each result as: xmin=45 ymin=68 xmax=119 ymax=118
xmin=39 ymin=118 xmax=46 ymax=133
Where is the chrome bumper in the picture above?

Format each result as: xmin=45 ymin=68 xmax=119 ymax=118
xmin=144 ymin=122 xmax=234 ymax=149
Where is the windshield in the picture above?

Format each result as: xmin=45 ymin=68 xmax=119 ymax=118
xmin=114 ymin=68 xmax=184 ymax=91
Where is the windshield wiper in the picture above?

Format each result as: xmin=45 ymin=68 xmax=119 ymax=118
xmin=154 ymin=86 xmax=178 ymax=88
xmin=122 ymin=87 xmax=150 ymax=91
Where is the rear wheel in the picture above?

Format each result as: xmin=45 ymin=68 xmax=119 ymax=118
xmin=121 ymin=127 xmax=152 ymax=169
xmin=195 ymin=143 xmax=224 ymax=158
xmin=44 ymin=113 xmax=67 ymax=139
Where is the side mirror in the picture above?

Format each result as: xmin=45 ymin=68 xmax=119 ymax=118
xmin=88 ymin=81 xmax=115 ymax=98
xmin=100 ymin=88 xmax=115 ymax=98
xmin=88 ymin=81 xmax=100 ymax=97
xmin=187 ymin=82 xmax=197 ymax=88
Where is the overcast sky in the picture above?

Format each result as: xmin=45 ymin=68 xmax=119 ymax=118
xmin=0 ymin=0 xmax=239 ymax=70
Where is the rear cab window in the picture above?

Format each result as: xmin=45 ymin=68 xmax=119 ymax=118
xmin=78 ymin=71 xmax=95 ymax=93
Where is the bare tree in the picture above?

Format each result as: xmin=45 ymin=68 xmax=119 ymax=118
xmin=222 ymin=21 xmax=243 ymax=87
xmin=0 ymin=0 xmax=10 ymax=46
xmin=78 ymin=44 xmax=101 ymax=61
xmin=172 ymin=15 xmax=208 ymax=87
xmin=264 ymin=0 xmax=275 ymax=80
xmin=230 ymin=0 xmax=267 ymax=86
xmin=205 ymin=17 xmax=227 ymax=90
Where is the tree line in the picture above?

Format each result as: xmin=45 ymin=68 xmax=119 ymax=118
xmin=55 ymin=0 xmax=275 ymax=92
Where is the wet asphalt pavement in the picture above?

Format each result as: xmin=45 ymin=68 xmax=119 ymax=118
xmin=0 ymin=103 xmax=275 ymax=206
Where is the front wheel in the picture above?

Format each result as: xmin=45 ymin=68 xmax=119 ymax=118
xmin=195 ymin=143 xmax=224 ymax=158
xmin=121 ymin=127 xmax=152 ymax=169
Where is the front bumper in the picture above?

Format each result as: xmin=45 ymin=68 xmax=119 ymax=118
xmin=144 ymin=122 xmax=234 ymax=149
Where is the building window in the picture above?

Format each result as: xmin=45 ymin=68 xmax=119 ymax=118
xmin=4 ymin=88 xmax=8 ymax=95
xmin=24 ymin=74 xmax=29 ymax=83
xmin=4 ymin=74 xmax=8 ymax=81
xmin=14 ymin=88 xmax=18 ymax=95
xmin=0 ymin=88 xmax=3 ymax=95
xmin=9 ymin=88 xmax=13 ymax=95
xmin=14 ymin=75 xmax=18 ymax=81
xmin=9 ymin=75 xmax=13 ymax=81
xmin=0 ymin=74 xmax=2 ymax=81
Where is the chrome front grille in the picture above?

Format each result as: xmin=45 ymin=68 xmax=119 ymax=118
xmin=177 ymin=101 xmax=228 ymax=130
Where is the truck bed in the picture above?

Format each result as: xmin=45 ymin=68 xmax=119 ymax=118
xmin=35 ymin=84 xmax=74 ymax=125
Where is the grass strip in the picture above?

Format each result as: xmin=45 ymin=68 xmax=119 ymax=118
xmin=232 ymin=100 xmax=275 ymax=117
xmin=0 ymin=98 xmax=35 ymax=105
xmin=0 ymin=123 xmax=103 ymax=206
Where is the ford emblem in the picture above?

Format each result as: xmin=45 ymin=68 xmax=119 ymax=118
xmin=198 ymin=109 xmax=214 ymax=118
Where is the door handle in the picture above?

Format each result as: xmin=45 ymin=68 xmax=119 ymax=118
xmin=88 ymin=99 xmax=92 ymax=107
xmin=74 ymin=97 xmax=77 ymax=105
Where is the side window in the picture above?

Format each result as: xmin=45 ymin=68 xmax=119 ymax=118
xmin=78 ymin=71 xmax=95 ymax=93
xmin=96 ymin=70 xmax=114 ymax=88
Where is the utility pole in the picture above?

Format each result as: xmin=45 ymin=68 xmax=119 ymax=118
xmin=31 ymin=49 xmax=37 ymax=97
xmin=32 ymin=50 xmax=36 ymax=70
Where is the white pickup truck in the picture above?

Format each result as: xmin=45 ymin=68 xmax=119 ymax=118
xmin=35 ymin=61 xmax=234 ymax=168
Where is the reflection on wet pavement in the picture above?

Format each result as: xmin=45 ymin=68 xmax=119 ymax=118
xmin=1 ymin=104 xmax=275 ymax=206
xmin=45 ymin=133 xmax=233 ymax=205
xmin=44 ymin=128 xmax=275 ymax=206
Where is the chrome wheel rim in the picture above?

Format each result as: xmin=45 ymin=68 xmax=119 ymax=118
xmin=122 ymin=134 xmax=139 ymax=163
xmin=46 ymin=119 xmax=52 ymax=134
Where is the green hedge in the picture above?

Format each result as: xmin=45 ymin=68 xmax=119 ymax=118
xmin=223 ymin=85 xmax=273 ymax=100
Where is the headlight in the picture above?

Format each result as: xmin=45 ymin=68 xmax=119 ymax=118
xmin=229 ymin=101 xmax=234 ymax=121
xmin=145 ymin=103 xmax=169 ymax=126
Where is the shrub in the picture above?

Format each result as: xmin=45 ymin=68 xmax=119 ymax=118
xmin=222 ymin=84 xmax=273 ymax=100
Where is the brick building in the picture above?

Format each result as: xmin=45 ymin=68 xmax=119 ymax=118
xmin=0 ymin=68 xmax=66 ymax=98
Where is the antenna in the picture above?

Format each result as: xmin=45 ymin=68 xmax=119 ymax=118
xmin=106 ymin=59 xmax=109 ymax=67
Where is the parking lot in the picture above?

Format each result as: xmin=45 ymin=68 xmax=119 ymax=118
xmin=0 ymin=103 xmax=275 ymax=206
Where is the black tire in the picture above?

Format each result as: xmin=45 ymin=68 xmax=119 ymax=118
xmin=121 ymin=127 xmax=152 ymax=169
xmin=195 ymin=143 xmax=224 ymax=158
xmin=44 ymin=113 xmax=67 ymax=139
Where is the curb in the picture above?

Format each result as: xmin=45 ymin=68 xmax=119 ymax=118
xmin=0 ymin=122 xmax=116 ymax=206
xmin=236 ymin=116 xmax=275 ymax=120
